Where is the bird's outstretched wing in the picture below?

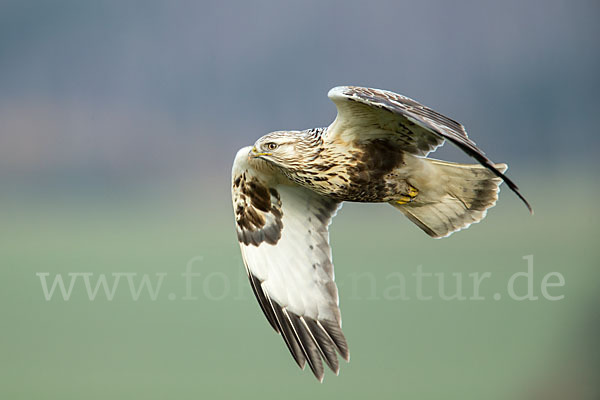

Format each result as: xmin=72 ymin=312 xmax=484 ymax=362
xmin=231 ymin=147 xmax=349 ymax=381
xmin=327 ymin=86 xmax=532 ymax=212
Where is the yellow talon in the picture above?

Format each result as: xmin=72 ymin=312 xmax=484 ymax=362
xmin=396 ymin=196 xmax=412 ymax=205
xmin=408 ymin=185 xmax=419 ymax=198
xmin=396 ymin=185 xmax=419 ymax=205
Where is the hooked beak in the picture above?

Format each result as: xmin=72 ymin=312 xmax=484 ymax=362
xmin=250 ymin=146 xmax=272 ymax=158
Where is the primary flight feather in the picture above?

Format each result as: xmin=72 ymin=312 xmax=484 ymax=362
xmin=231 ymin=86 xmax=531 ymax=381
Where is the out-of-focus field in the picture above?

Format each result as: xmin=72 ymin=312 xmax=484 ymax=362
xmin=1 ymin=171 xmax=598 ymax=400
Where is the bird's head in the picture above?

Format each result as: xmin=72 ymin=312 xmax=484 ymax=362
xmin=250 ymin=131 xmax=307 ymax=170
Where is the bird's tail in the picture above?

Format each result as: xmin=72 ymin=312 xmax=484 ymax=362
xmin=389 ymin=159 xmax=507 ymax=238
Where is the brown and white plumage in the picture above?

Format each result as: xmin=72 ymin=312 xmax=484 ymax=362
xmin=232 ymin=150 xmax=348 ymax=381
xmin=327 ymin=86 xmax=531 ymax=210
xmin=231 ymin=86 xmax=531 ymax=381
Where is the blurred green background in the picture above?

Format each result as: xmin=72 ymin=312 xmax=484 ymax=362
xmin=1 ymin=1 xmax=599 ymax=399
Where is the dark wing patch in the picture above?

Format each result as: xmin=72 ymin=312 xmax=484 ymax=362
xmin=328 ymin=86 xmax=532 ymax=212
xmin=233 ymin=172 xmax=284 ymax=246
xmin=244 ymin=269 xmax=349 ymax=381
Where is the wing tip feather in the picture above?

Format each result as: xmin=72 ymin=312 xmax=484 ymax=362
xmin=246 ymin=271 xmax=350 ymax=380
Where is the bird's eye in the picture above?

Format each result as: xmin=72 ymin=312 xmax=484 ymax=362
xmin=265 ymin=142 xmax=278 ymax=151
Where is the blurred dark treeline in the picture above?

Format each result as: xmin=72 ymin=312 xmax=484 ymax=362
xmin=1 ymin=0 xmax=598 ymax=184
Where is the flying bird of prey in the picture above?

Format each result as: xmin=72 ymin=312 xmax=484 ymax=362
xmin=231 ymin=86 xmax=531 ymax=381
